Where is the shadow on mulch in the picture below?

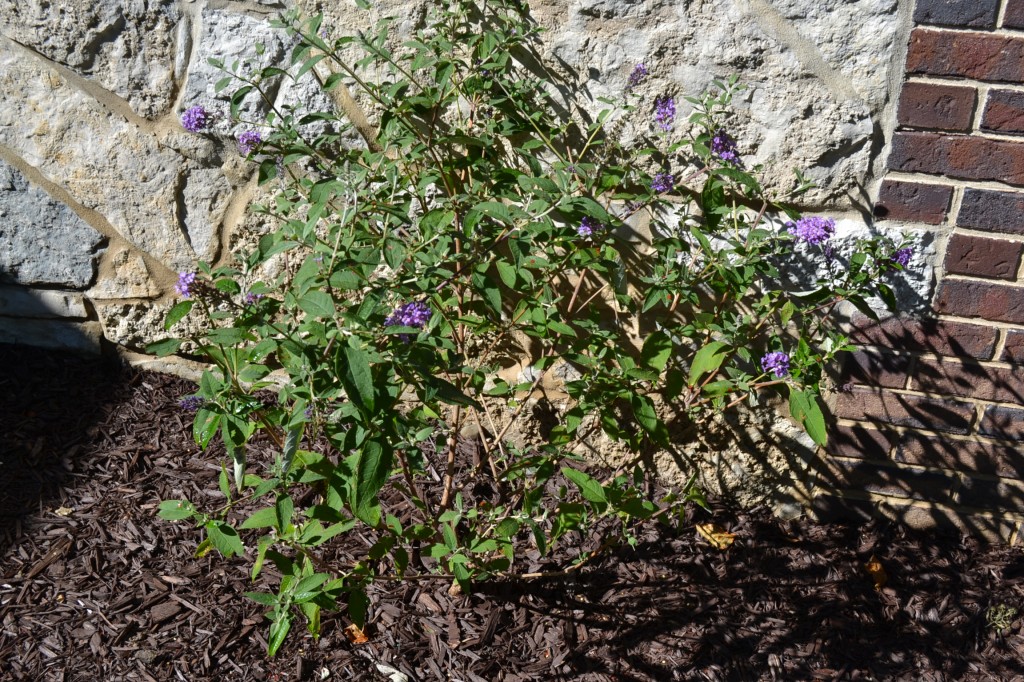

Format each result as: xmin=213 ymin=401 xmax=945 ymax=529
xmin=2 ymin=343 xmax=1024 ymax=681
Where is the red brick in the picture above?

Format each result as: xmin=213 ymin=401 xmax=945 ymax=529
xmin=933 ymin=279 xmax=1024 ymax=324
xmin=874 ymin=180 xmax=952 ymax=224
xmin=897 ymin=431 xmax=1024 ymax=478
xmin=912 ymin=358 xmax=1024 ymax=403
xmin=907 ymin=29 xmax=1024 ymax=82
xmin=943 ymin=233 xmax=1023 ymax=280
xmin=833 ymin=389 xmax=975 ymax=434
xmin=978 ymin=405 xmax=1024 ymax=440
xmin=822 ymin=458 xmax=958 ymax=502
xmin=826 ymin=425 xmax=894 ymax=459
xmin=848 ymin=313 xmax=998 ymax=359
xmin=913 ymin=0 xmax=1000 ymax=29
xmin=981 ymin=89 xmax=1024 ymax=135
xmin=1001 ymin=330 xmax=1024 ymax=363
xmin=839 ymin=351 xmax=911 ymax=389
xmin=888 ymin=132 xmax=1024 ymax=186
xmin=1004 ymin=0 xmax=1024 ymax=30
xmin=897 ymin=82 xmax=977 ymax=131
xmin=957 ymin=477 xmax=1024 ymax=511
xmin=958 ymin=188 xmax=1024 ymax=236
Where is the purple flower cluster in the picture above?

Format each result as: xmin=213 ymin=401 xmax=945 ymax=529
xmin=890 ymin=247 xmax=912 ymax=268
xmin=626 ymin=63 xmax=648 ymax=91
xmin=179 ymin=395 xmax=206 ymax=412
xmin=243 ymin=291 xmax=264 ymax=305
xmin=237 ymin=130 xmax=263 ymax=156
xmin=651 ymin=172 xmax=674 ymax=194
xmin=711 ymin=130 xmax=740 ymax=164
xmin=181 ymin=105 xmax=212 ymax=133
xmin=788 ymin=216 xmax=836 ymax=246
xmin=578 ymin=216 xmax=602 ymax=238
xmin=385 ymin=301 xmax=432 ymax=331
xmin=654 ymin=96 xmax=675 ymax=131
xmin=760 ymin=351 xmax=790 ymax=378
xmin=175 ymin=271 xmax=197 ymax=298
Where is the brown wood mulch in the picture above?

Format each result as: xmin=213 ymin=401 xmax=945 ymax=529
xmin=2 ymin=342 xmax=1024 ymax=682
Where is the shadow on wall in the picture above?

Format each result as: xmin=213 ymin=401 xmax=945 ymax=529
xmin=815 ymin=313 xmax=1024 ymax=542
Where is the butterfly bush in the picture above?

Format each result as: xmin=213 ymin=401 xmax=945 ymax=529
xmin=151 ymin=2 xmax=913 ymax=656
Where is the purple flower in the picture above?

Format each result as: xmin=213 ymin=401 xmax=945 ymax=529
xmin=385 ymin=301 xmax=432 ymax=341
xmin=710 ymin=130 xmax=740 ymax=164
xmin=654 ymin=96 xmax=675 ymax=131
xmin=788 ymin=216 xmax=836 ymax=246
xmin=175 ymin=271 xmax=197 ymax=298
xmin=181 ymin=105 xmax=212 ymax=133
xmin=179 ymin=395 xmax=206 ymax=412
xmin=626 ymin=63 xmax=648 ymax=91
xmin=822 ymin=243 xmax=836 ymax=264
xmin=237 ymin=130 xmax=263 ymax=156
xmin=890 ymin=247 xmax=912 ymax=268
xmin=651 ymin=172 xmax=674 ymax=194
xmin=577 ymin=216 xmax=602 ymax=238
xmin=243 ymin=291 xmax=264 ymax=305
xmin=760 ymin=351 xmax=790 ymax=378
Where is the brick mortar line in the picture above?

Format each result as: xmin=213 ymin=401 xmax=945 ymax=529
xmin=938 ymin=272 xmax=1024 ymax=288
xmin=943 ymin=226 xmax=1024 ymax=243
xmin=998 ymin=0 xmax=1011 ymax=30
xmin=912 ymin=24 xmax=1024 ymax=40
xmin=972 ymin=84 xmax=990 ymax=131
xmin=843 ymin=345 xmax=1005 ymax=366
xmin=882 ymin=170 xmax=1024 ymax=194
xmin=846 ymin=347 xmax=1019 ymax=371
xmin=934 ymin=311 xmax=1024 ymax=331
xmin=821 ymin=454 xmax=1024 ymax=491
xmin=903 ymin=74 xmax=1024 ymax=93
xmin=833 ymin=416 xmax=1024 ymax=449
xmin=992 ymin=328 xmax=1010 ymax=360
xmin=896 ymin=126 xmax=1024 ymax=145
xmin=841 ymin=384 xmax=1024 ymax=411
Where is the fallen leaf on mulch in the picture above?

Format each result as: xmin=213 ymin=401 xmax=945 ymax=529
xmin=344 ymin=623 xmax=370 ymax=644
xmin=696 ymin=523 xmax=736 ymax=550
xmin=865 ymin=554 xmax=888 ymax=590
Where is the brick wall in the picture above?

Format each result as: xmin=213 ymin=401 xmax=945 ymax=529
xmin=818 ymin=0 xmax=1024 ymax=541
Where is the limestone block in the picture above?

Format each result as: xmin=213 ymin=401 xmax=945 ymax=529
xmin=0 ymin=0 xmax=181 ymax=118
xmin=95 ymin=299 xmax=209 ymax=351
xmin=0 ymin=159 xmax=104 ymax=288
xmin=530 ymin=0 xmax=900 ymax=203
xmin=0 ymin=287 xmax=88 ymax=319
xmin=88 ymin=247 xmax=160 ymax=299
xmin=0 ymin=39 xmax=234 ymax=271
xmin=0 ymin=318 xmax=103 ymax=353
xmin=182 ymin=168 xmax=232 ymax=262
xmin=180 ymin=9 xmax=289 ymax=136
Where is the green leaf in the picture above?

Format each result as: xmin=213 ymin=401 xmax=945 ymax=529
xmin=631 ymin=393 xmax=668 ymax=445
xmin=164 ymin=300 xmax=194 ymax=330
xmin=789 ymin=389 xmax=828 ymax=446
xmin=267 ymin=612 xmax=293 ymax=657
xmin=245 ymin=591 xmax=277 ymax=607
xmin=688 ymin=341 xmax=730 ymax=386
xmin=640 ymin=330 xmax=673 ymax=372
xmin=146 ymin=338 xmax=184 ymax=357
xmin=348 ymin=587 xmax=369 ymax=628
xmin=338 ymin=346 xmax=375 ymax=416
xmin=561 ymin=467 xmax=607 ymax=506
xmin=495 ymin=259 xmax=517 ymax=288
xmin=353 ymin=439 xmax=392 ymax=526
xmin=298 ymin=291 xmax=335 ymax=319
xmin=275 ymin=494 xmax=295 ymax=532
xmin=157 ymin=499 xmax=195 ymax=521
xmin=700 ymin=176 xmax=727 ymax=231
xmin=241 ymin=506 xmax=279 ymax=530
xmin=206 ymin=521 xmax=244 ymax=558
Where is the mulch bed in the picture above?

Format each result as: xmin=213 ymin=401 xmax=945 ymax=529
xmin=2 ymin=342 xmax=1024 ymax=681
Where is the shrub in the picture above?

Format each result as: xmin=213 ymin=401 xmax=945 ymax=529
xmin=152 ymin=0 xmax=911 ymax=655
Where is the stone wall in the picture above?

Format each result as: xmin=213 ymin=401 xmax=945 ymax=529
xmin=0 ymin=0 xmax=918 ymax=354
